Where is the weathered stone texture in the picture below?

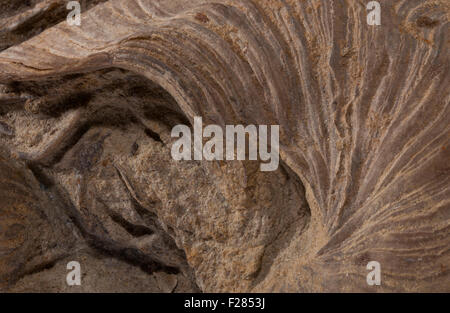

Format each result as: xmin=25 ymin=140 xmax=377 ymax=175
xmin=0 ymin=0 xmax=448 ymax=292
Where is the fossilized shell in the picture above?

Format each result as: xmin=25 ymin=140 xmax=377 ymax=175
xmin=0 ymin=0 xmax=449 ymax=292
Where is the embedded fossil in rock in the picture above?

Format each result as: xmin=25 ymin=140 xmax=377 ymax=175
xmin=0 ymin=0 xmax=449 ymax=292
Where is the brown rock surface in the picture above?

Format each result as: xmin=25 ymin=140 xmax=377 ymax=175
xmin=0 ymin=0 xmax=448 ymax=292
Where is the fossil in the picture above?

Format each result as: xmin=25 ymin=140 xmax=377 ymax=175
xmin=0 ymin=0 xmax=448 ymax=292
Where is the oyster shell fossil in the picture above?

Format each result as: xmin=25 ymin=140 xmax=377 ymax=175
xmin=0 ymin=0 xmax=448 ymax=292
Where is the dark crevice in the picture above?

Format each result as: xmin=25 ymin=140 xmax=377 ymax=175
xmin=27 ymin=162 xmax=54 ymax=189
xmin=21 ymin=258 xmax=59 ymax=277
xmin=98 ymin=198 xmax=155 ymax=238
xmin=144 ymin=127 xmax=163 ymax=144
xmin=86 ymin=235 xmax=180 ymax=275
xmin=41 ymin=122 xmax=93 ymax=167
xmin=33 ymin=92 xmax=93 ymax=118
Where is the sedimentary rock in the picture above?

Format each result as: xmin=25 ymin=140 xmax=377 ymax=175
xmin=0 ymin=0 xmax=448 ymax=292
